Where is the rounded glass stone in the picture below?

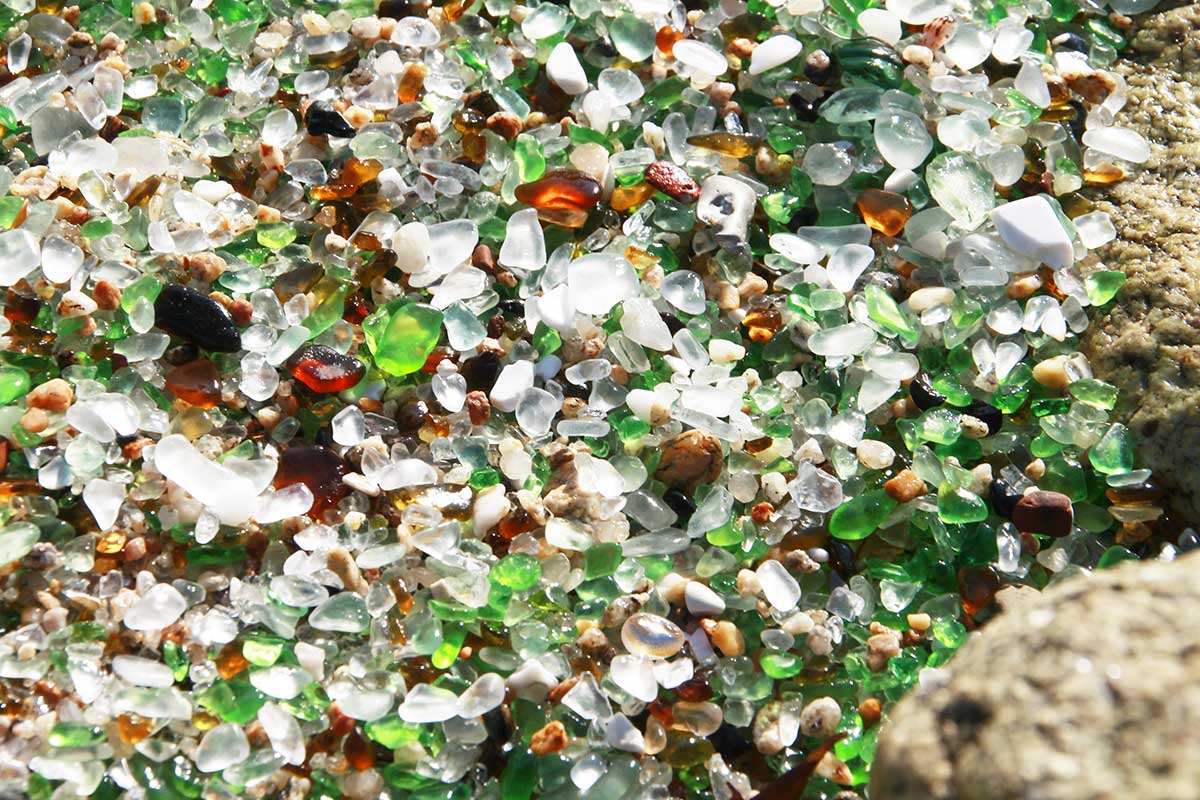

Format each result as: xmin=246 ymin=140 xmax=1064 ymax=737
xmin=621 ymin=613 xmax=685 ymax=658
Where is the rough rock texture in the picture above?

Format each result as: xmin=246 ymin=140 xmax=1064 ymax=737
xmin=870 ymin=554 xmax=1200 ymax=799
xmin=1085 ymin=2 xmax=1200 ymax=523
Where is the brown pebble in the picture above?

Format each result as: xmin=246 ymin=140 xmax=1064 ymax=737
xmin=228 ymin=299 xmax=253 ymax=327
xmin=28 ymin=378 xmax=74 ymax=413
xmin=644 ymin=160 xmax=701 ymax=204
xmin=1012 ymin=490 xmax=1074 ymax=537
xmin=866 ymin=631 xmax=901 ymax=672
xmin=123 ymin=537 xmax=147 ymax=562
xmin=529 ymin=720 xmax=568 ymax=755
xmin=859 ymin=697 xmax=883 ymax=728
xmin=750 ymin=501 xmax=773 ymax=525
xmin=884 ymin=469 xmax=926 ymax=503
xmin=93 ymin=279 xmax=121 ymax=310
xmin=465 ymin=391 xmax=490 ymax=425
xmin=486 ymin=111 xmax=522 ymax=140
xmin=654 ymin=430 xmax=723 ymax=493
xmin=471 ymin=244 xmax=496 ymax=273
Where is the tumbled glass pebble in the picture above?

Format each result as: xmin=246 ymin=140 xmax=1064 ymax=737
xmin=621 ymin=613 xmax=686 ymax=658
xmin=154 ymin=284 xmax=242 ymax=353
xmin=286 ymin=344 xmax=365 ymax=393
xmin=364 ymin=302 xmax=443 ymax=377
xmin=514 ymin=169 xmax=603 ymax=211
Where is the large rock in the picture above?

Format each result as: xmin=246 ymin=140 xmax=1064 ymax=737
xmin=870 ymin=554 xmax=1200 ymax=799
xmin=1085 ymin=3 xmax=1200 ymax=523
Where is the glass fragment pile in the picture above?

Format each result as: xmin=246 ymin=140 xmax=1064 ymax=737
xmin=0 ymin=0 xmax=1173 ymax=795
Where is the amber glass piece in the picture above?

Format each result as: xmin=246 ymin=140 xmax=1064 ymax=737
xmin=1106 ymin=480 xmax=1163 ymax=505
xmin=443 ymin=0 xmax=468 ymax=21
xmin=498 ymin=506 xmax=537 ymax=540
xmin=685 ymin=132 xmax=761 ymax=158
xmin=311 ymin=158 xmax=383 ymax=201
xmin=397 ymin=63 xmax=426 ymax=103
xmin=656 ymin=25 xmax=683 ymax=57
xmin=645 ymin=161 xmax=701 ymax=203
xmin=742 ymin=307 xmax=782 ymax=342
xmin=216 ymin=642 xmax=248 ymax=679
xmin=856 ymin=188 xmax=913 ymax=237
xmin=537 ymin=207 xmax=590 ymax=228
xmin=673 ymin=676 xmax=713 ymax=701
xmin=1084 ymin=163 xmax=1124 ymax=185
xmin=166 ymin=359 xmax=221 ymax=408
xmin=624 ymin=245 xmax=659 ymax=272
xmin=274 ymin=446 xmax=349 ymax=515
xmin=957 ymin=565 xmax=1002 ymax=615
xmin=453 ymin=107 xmax=487 ymax=135
xmin=660 ymin=730 xmax=715 ymax=768
xmin=4 ymin=292 xmax=40 ymax=324
xmin=611 ymin=182 xmax=657 ymax=212
xmin=461 ymin=132 xmax=486 ymax=163
xmin=514 ymin=169 xmax=603 ymax=211
xmin=118 ymin=714 xmax=154 ymax=744
xmin=96 ymin=531 xmax=126 ymax=555
xmin=126 ymin=176 xmax=161 ymax=207
xmin=287 ymin=344 xmax=366 ymax=394
xmin=344 ymin=730 xmax=376 ymax=770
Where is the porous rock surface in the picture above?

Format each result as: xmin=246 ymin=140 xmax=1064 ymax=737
xmin=869 ymin=553 xmax=1200 ymax=799
xmin=1084 ymin=1 xmax=1200 ymax=524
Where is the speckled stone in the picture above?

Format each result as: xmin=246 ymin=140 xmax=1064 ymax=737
xmin=1085 ymin=3 xmax=1200 ymax=524
xmin=871 ymin=553 xmax=1200 ymax=800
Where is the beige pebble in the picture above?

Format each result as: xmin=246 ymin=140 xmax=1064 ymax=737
xmin=906 ymin=612 xmax=931 ymax=632
xmin=907 ymin=286 xmax=955 ymax=312
xmin=1032 ymin=356 xmax=1071 ymax=391
xmin=1006 ymin=272 xmax=1043 ymax=299
xmin=856 ymin=439 xmax=896 ymax=470
xmin=28 ymin=378 xmax=74 ymax=413
xmin=19 ymin=407 xmax=48 ymax=433
xmin=799 ymin=697 xmax=842 ymax=738
xmin=708 ymin=620 xmax=745 ymax=657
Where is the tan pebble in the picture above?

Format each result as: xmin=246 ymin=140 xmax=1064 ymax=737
xmin=884 ymin=469 xmax=926 ymax=503
xmin=817 ymin=752 xmax=854 ymax=785
xmin=856 ymin=440 xmax=895 ymax=470
xmin=132 ymin=1 xmax=155 ymax=24
xmin=866 ymin=631 xmax=901 ymax=672
xmin=906 ymin=612 xmax=931 ymax=632
xmin=799 ymin=697 xmax=842 ymax=738
xmin=326 ymin=548 xmax=367 ymax=595
xmin=123 ymin=537 xmax=147 ymax=561
xmin=736 ymin=569 xmax=761 ymax=597
xmin=1024 ymin=458 xmax=1046 ymax=481
xmin=902 ymin=44 xmax=933 ymax=67
xmin=960 ymin=414 xmax=990 ymax=440
xmin=654 ymin=430 xmax=723 ymax=493
xmin=783 ymin=611 xmax=815 ymax=635
xmin=708 ymin=620 xmax=745 ymax=657
xmin=19 ymin=407 xmax=48 ymax=433
xmin=229 ymin=299 xmax=253 ymax=327
xmin=343 ymin=105 xmax=372 ymax=129
xmin=529 ymin=720 xmax=568 ymax=755
xmin=1032 ymin=356 xmax=1071 ymax=391
xmin=907 ymin=286 xmax=955 ymax=312
xmin=737 ymin=274 xmax=768 ymax=298
xmin=408 ymin=122 xmax=438 ymax=150
xmin=28 ymin=379 xmax=74 ymax=413
xmin=1006 ymin=272 xmax=1043 ymax=299
xmin=859 ymin=697 xmax=883 ymax=728
xmin=465 ymin=391 xmax=490 ymax=425
xmin=486 ymin=112 xmax=522 ymax=140
xmin=715 ymin=281 xmax=739 ymax=311
xmin=93 ymin=279 xmax=122 ymax=310
xmin=184 ymin=253 xmax=227 ymax=283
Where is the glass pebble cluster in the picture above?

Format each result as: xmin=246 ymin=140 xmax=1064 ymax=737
xmin=0 ymin=0 xmax=1173 ymax=794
